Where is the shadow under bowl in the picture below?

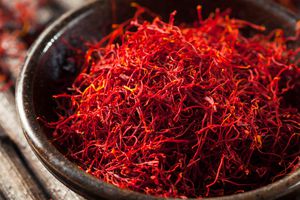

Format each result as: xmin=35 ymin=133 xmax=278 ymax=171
xmin=16 ymin=0 xmax=300 ymax=199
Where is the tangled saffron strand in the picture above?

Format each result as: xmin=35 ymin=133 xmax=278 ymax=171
xmin=48 ymin=7 xmax=300 ymax=198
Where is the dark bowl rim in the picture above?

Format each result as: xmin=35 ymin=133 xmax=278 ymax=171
xmin=16 ymin=0 xmax=300 ymax=199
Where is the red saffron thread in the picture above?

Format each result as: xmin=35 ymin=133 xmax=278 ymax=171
xmin=46 ymin=6 xmax=300 ymax=198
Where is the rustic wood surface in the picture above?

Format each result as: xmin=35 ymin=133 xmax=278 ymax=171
xmin=0 ymin=137 xmax=47 ymax=200
xmin=0 ymin=89 xmax=85 ymax=200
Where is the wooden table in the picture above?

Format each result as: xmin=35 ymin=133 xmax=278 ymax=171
xmin=0 ymin=0 xmax=299 ymax=199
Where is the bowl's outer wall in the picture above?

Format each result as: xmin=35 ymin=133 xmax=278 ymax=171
xmin=17 ymin=0 xmax=300 ymax=199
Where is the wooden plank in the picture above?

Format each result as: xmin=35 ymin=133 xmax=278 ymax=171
xmin=0 ymin=137 xmax=47 ymax=200
xmin=0 ymin=90 xmax=85 ymax=200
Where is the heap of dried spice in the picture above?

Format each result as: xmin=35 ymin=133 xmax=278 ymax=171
xmin=47 ymin=7 xmax=300 ymax=198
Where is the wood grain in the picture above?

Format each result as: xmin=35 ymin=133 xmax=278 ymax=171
xmin=0 ymin=137 xmax=47 ymax=200
xmin=0 ymin=90 xmax=84 ymax=200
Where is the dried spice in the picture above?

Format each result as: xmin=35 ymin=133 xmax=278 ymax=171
xmin=47 ymin=7 xmax=300 ymax=198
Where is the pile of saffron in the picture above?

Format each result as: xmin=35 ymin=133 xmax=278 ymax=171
xmin=48 ymin=7 xmax=300 ymax=198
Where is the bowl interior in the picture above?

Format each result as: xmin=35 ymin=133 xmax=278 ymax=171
xmin=19 ymin=0 xmax=300 ymax=199
xmin=33 ymin=0 xmax=300 ymax=125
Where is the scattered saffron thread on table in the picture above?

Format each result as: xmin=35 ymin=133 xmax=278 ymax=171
xmin=46 ymin=6 xmax=300 ymax=198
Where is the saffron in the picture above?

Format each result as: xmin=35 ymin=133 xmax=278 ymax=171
xmin=47 ymin=7 xmax=300 ymax=198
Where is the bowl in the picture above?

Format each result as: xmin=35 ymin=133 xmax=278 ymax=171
xmin=16 ymin=0 xmax=300 ymax=199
